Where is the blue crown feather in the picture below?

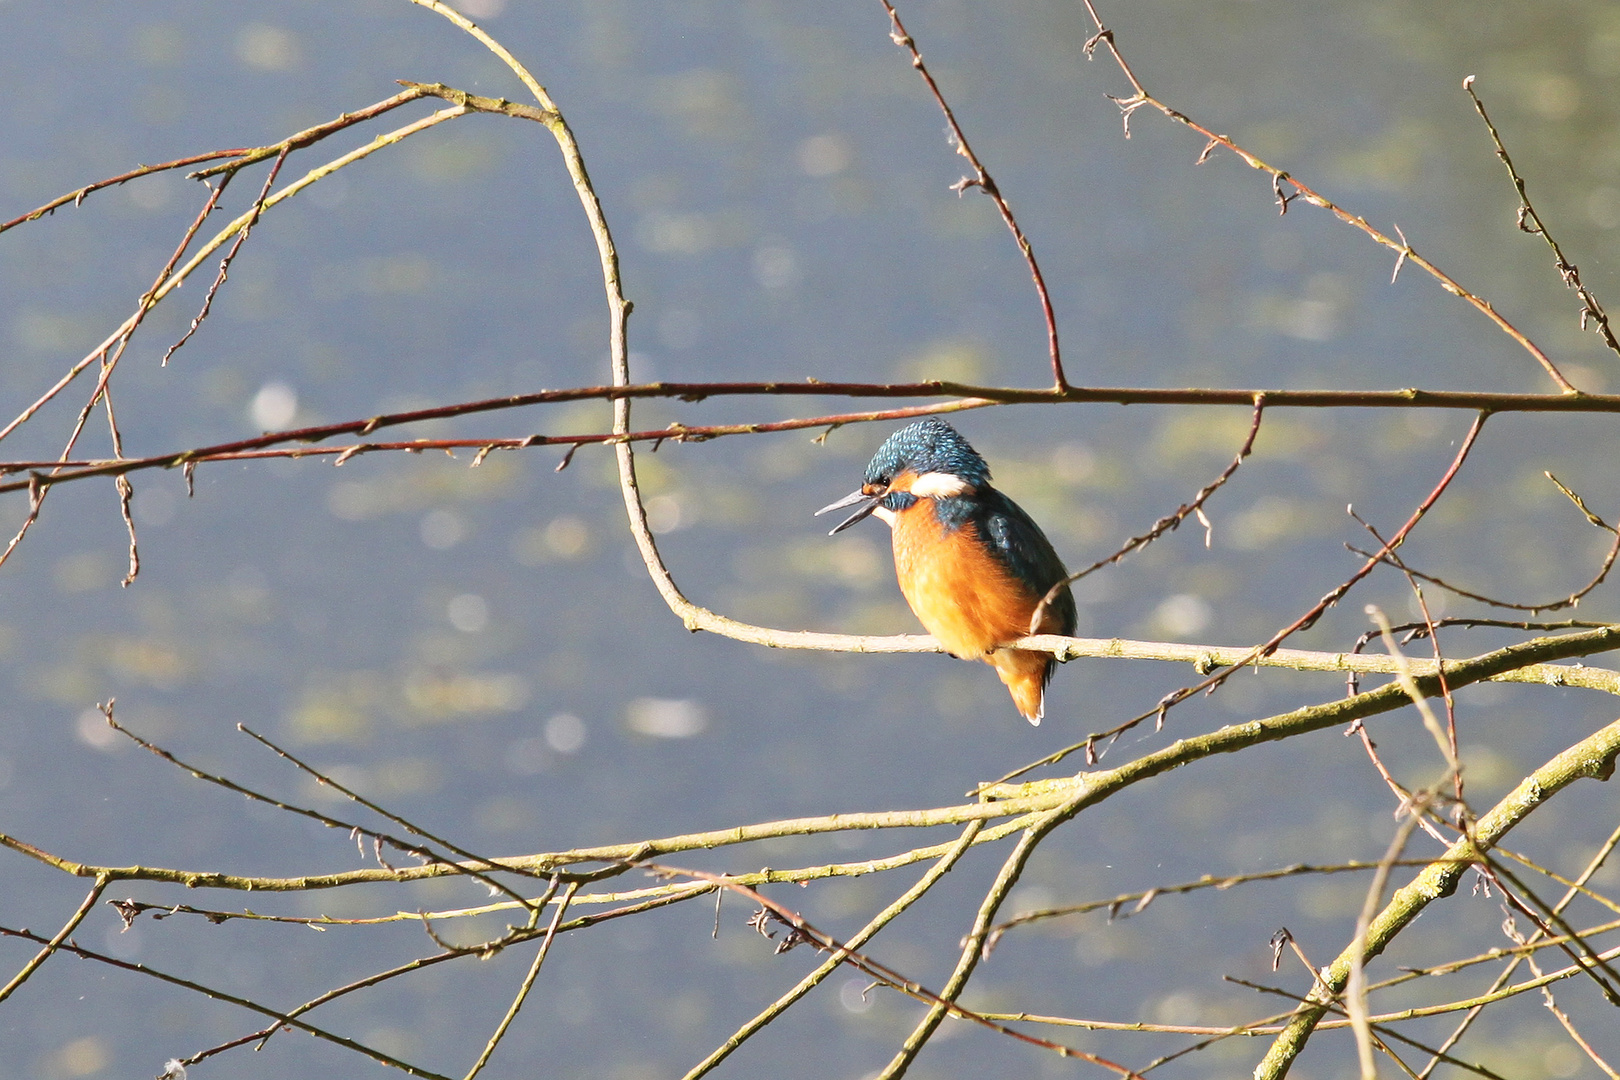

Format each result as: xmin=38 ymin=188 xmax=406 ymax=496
xmin=864 ymin=417 xmax=992 ymax=489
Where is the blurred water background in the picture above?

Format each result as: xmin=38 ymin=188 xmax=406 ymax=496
xmin=1 ymin=1 xmax=1619 ymax=1077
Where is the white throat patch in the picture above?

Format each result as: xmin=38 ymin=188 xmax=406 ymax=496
xmin=907 ymin=471 xmax=973 ymax=499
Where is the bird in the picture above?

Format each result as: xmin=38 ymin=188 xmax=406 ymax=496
xmin=817 ymin=417 xmax=1076 ymax=724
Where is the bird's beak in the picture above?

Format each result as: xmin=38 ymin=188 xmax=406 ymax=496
xmin=816 ymin=489 xmax=882 ymax=535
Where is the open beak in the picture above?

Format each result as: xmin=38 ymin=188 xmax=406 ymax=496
xmin=816 ymin=489 xmax=882 ymax=535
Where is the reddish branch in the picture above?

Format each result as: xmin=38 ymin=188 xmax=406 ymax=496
xmin=1032 ymin=394 xmax=1264 ymax=630
xmin=879 ymin=0 xmax=1067 ymax=390
xmin=651 ymin=864 xmax=1145 ymax=1078
xmin=1072 ymin=0 xmax=1579 ymax=394
xmin=0 ymin=150 xmax=250 ymax=235
xmin=12 ymin=380 xmax=1620 ymax=497
xmin=162 ymin=147 xmax=291 ymax=366
xmin=1464 ymin=77 xmax=1618 ymax=358
xmin=1015 ymin=411 xmax=1489 ymax=775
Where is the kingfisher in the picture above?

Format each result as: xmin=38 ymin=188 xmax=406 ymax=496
xmin=817 ymin=417 xmax=1076 ymax=724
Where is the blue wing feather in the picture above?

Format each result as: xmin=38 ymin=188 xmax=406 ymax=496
xmin=934 ymin=487 xmax=1077 ymax=637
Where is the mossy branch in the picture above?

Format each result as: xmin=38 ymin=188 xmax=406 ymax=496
xmin=5 ymin=627 xmax=1613 ymax=898
xmin=1255 ymin=714 xmax=1620 ymax=1077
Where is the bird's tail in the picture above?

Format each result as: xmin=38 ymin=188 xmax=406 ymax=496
xmin=990 ymin=648 xmax=1053 ymax=725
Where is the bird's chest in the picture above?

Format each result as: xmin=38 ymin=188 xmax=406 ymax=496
xmin=889 ymin=500 xmax=1035 ymax=657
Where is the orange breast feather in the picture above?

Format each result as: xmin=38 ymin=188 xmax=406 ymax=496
xmin=890 ymin=499 xmax=1058 ymax=721
xmin=889 ymin=501 xmax=1037 ymax=658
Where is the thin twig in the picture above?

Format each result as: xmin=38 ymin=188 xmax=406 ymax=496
xmin=0 ymin=150 xmax=251 ymax=234
xmin=461 ymin=881 xmax=577 ymax=1080
xmin=1011 ymin=411 xmax=1489 ymax=779
xmin=987 ymin=857 xmax=1477 ymax=945
xmin=680 ymin=820 xmax=985 ymax=1079
xmin=1464 ymin=76 xmax=1618 ymax=357
xmin=162 ymin=147 xmax=291 ymax=366
xmin=1350 ymin=473 xmax=1620 ymax=613
xmin=0 ymin=924 xmax=453 ymax=1078
xmin=1032 ymin=395 xmax=1264 ymax=631
xmin=877 ymin=0 xmax=1067 ymax=389
xmin=102 ymin=705 xmax=580 ymax=905
xmin=1072 ymin=1 xmax=1579 ymax=393
xmin=0 ymin=878 xmax=107 ymax=1004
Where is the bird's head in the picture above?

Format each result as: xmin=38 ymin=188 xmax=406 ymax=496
xmin=816 ymin=417 xmax=991 ymax=534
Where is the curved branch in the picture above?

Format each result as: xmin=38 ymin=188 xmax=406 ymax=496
xmin=1255 ymin=715 xmax=1620 ymax=1077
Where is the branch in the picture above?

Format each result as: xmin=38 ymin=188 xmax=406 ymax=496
xmin=0 ymin=100 xmax=467 ymax=451
xmin=1073 ymin=2 xmax=1579 ymax=393
xmin=878 ymin=0 xmax=1067 ymax=389
xmin=680 ymin=820 xmax=985 ymax=1079
xmin=0 ymin=150 xmax=251 ymax=235
xmin=1464 ymin=76 xmax=1618 ymax=357
xmin=5 ymin=628 xmax=1610 ymax=899
xmin=1255 ymin=715 xmax=1620 ymax=1077
xmin=0 ymin=878 xmax=106 ymax=1004
xmin=0 ymin=924 xmax=452 ymax=1078
xmin=27 ymin=381 xmax=1620 ymax=498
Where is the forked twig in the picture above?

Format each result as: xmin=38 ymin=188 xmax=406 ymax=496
xmin=651 ymin=862 xmax=1144 ymax=1078
xmin=1464 ymin=76 xmax=1618 ymax=357
xmin=878 ymin=0 xmax=1067 ymax=389
xmin=1011 ymin=411 xmax=1488 ymax=778
xmin=1071 ymin=0 xmax=1579 ymax=393
xmin=1031 ymin=395 xmax=1264 ymax=632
